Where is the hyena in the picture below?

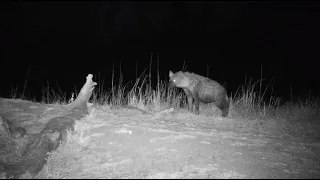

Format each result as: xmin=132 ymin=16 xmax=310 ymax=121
xmin=168 ymin=70 xmax=230 ymax=117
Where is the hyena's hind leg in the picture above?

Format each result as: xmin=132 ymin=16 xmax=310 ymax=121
xmin=193 ymin=97 xmax=200 ymax=115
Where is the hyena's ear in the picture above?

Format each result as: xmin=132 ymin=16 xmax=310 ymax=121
xmin=169 ymin=70 xmax=174 ymax=77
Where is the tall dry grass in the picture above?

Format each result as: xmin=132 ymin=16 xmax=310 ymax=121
xmin=6 ymin=66 xmax=320 ymax=137
xmin=230 ymin=76 xmax=319 ymax=137
xmin=90 ymin=65 xmax=186 ymax=112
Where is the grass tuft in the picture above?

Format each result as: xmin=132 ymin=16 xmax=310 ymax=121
xmin=5 ymin=66 xmax=320 ymax=137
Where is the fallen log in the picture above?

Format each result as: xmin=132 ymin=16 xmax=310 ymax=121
xmin=0 ymin=74 xmax=97 ymax=178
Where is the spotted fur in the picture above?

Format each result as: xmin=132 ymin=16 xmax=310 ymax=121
xmin=169 ymin=70 xmax=230 ymax=117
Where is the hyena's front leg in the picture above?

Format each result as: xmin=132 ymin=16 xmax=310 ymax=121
xmin=187 ymin=96 xmax=193 ymax=113
xmin=194 ymin=97 xmax=200 ymax=115
xmin=184 ymin=89 xmax=194 ymax=113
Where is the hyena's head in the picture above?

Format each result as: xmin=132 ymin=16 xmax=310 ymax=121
xmin=168 ymin=70 xmax=190 ymax=89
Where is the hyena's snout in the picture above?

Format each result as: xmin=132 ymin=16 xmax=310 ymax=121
xmin=168 ymin=81 xmax=177 ymax=89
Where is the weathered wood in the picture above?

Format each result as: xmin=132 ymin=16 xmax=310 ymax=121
xmin=1 ymin=115 xmax=26 ymax=139
xmin=1 ymin=74 xmax=97 ymax=179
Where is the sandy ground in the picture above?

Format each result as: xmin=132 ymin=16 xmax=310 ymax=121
xmin=1 ymin=98 xmax=320 ymax=179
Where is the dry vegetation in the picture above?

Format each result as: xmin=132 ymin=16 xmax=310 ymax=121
xmin=2 ymin=67 xmax=319 ymax=179
xmin=7 ymin=68 xmax=320 ymax=137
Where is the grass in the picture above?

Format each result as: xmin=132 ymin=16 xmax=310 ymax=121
xmin=4 ymin=66 xmax=320 ymax=137
xmin=90 ymin=65 xmax=186 ymax=112
xmin=2 ymin=65 xmax=320 ymax=179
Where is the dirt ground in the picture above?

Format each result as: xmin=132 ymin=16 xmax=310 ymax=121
xmin=1 ymin=98 xmax=320 ymax=179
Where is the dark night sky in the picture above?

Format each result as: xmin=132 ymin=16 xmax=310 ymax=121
xmin=1 ymin=2 xmax=320 ymax=102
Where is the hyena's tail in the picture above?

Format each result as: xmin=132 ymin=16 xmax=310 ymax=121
xmin=221 ymin=95 xmax=230 ymax=117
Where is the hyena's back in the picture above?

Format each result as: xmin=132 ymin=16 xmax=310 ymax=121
xmin=169 ymin=71 xmax=230 ymax=117
xmin=196 ymin=79 xmax=229 ymax=116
